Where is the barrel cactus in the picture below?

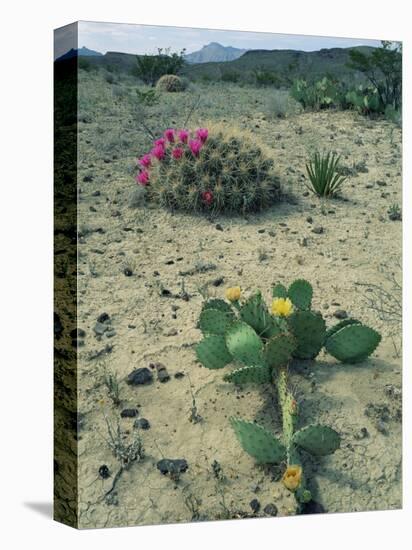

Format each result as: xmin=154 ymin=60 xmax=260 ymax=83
xmin=156 ymin=74 xmax=186 ymax=92
xmin=134 ymin=123 xmax=281 ymax=214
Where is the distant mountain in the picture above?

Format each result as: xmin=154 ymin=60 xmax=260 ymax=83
xmin=185 ymin=42 xmax=248 ymax=63
xmin=56 ymin=46 xmax=103 ymax=61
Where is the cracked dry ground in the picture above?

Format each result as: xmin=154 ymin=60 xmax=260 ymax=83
xmin=72 ymin=82 xmax=401 ymax=528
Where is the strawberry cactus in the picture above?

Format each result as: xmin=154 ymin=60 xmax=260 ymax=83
xmin=194 ymin=279 xmax=381 ymax=507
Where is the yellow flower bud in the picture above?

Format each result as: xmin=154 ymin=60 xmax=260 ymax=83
xmin=225 ymin=286 xmax=241 ymax=302
xmin=282 ymin=465 xmax=302 ymax=491
xmin=271 ymin=297 xmax=293 ymax=317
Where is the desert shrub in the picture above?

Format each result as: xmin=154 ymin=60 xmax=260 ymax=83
xmin=305 ymin=152 xmax=347 ymax=197
xmin=348 ymin=41 xmax=402 ymax=111
xmin=221 ymin=70 xmax=241 ymax=83
xmin=264 ymin=90 xmax=301 ymax=118
xmin=136 ymin=88 xmax=159 ymax=105
xmin=254 ymin=68 xmax=281 ymax=87
xmin=156 ymin=74 xmax=186 ymax=92
xmin=134 ymin=124 xmax=281 ymax=214
xmin=104 ymin=71 xmax=116 ymax=84
xmin=132 ymin=48 xmax=186 ymax=86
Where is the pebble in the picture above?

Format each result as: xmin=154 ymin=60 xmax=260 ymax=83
xmin=249 ymin=499 xmax=260 ymax=513
xmin=124 ymin=267 xmax=133 ymax=277
xmin=312 ymin=226 xmax=324 ymax=234
xmin=152 ymin=362 xmax=171 ymax=383
xmin=157 ymin=458 xmax=188 ymax=475
xmin=105 ymin=329 xmax=116 ymax=338
xmin=263 ymin=504 xmax=278 ymax=516
xmin=120 ymin=408 xmax=139 ymax=418
xmin=97 ymin=312 xmax=110 ymax=323
xmin=127 ymin=367 xmax=153 ymax=386
xmin=334 ymin=310 xmax=348 ymax=319
xmin=174 ymin=372 xmax=185 ymax=379
xmin=98 ymin=465 xmax=110 ymax=479
xmin=215 ymin=224 xmax=223 ymax=231
xmin=93 ymin=322 xmax=108 ymax=336
xmin=134 ymin=418 xmax=150 ymax=430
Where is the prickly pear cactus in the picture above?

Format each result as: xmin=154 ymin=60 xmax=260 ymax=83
xmin=264 ymin=332 xmax=296 ymax=368
xmin=292 ymin=424 xmax=341 ymax=456
xmin=287 ymin=310 xmax=326 ymax=359
xmin=224 ymin=365 xmax=270 ymax=385
xmin=196 ymin=335 xmax=232 ymax=369
xmin=240 ymin=291 xmax=278 ymax=338
xmin=230 ymin=417 xmax=286 ymax=464
xmin=287 ymin=279 xmax=313 ymax=310
xmin=324 ymin=323 xmax=381 ymax=363
xmin=325 ymin=318 xmax=361 ymax=340
xmin=199 ymin=307 xmax=234 ymax=335
xmin=225 ymin=321 xmax=264 ymax=366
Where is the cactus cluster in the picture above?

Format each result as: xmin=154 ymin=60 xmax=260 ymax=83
xmin=155 ymin=74 xmax=186 ymax=92
xmin=194 ymin=279 xmax=381 ymax=506
xmin=134 ymin=124 xmax=281 ymax=214
xmin=346 ymin=85 xmax=382 ymax=115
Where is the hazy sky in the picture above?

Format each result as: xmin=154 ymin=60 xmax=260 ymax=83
xmin=54 ymin=20 xmax=382 ymax=59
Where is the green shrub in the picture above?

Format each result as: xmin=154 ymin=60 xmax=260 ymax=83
xmin=132 ymin=47 xmax=186 ymax=86
xmin=264 ymin=90 xmax=301 ymax=119
xmin=135 ymin=123 xmax=282 ymax=214
xmin=254 ymin=68 xmax=281 ymax=87
xmin=305 ymin=152 xmax=347 ymax=197
xmin=291 ymin=77 xmax=345 ymax=110
xmin=221 ymin=70 xmax=241 ymax=83
xmin=346 ymin=85 xmax=383 ymax=115
xmin=136 ymin=88 xmax=159 ymax=105
xmin=156 ymin=74 xmax=186 ymax=92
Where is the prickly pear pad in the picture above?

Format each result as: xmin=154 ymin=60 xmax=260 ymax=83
xmin=240 ymin=292 xmax=275 ymax=337
xmin=195 ymin=335 xmax=232 ymax=369
xmin=199 ymin=307 xmax=235 ymax=335
xmin=288 ymin=310 xmax=326 ymax=359
xmin=287 ymin=279 xmax=313 ymax=310
xmin=264 ymin=332 xmax=297 ymax=368
xmin=325 ymin=323 xmax=381 ymax=363
xmin=224 ymin=364 xmax=271 ymax=385
xmin=230 ymin=418 xmax=287 ymax=464
xmin=225 ymin=321 xmax=264 ymax=365
xmin=325 ymin=318 xmax=361 ymax=340
xmin=293 ymin=424 xmax=341 ymax=456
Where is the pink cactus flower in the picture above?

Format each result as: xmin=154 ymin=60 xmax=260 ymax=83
xmin=138 ymin=154 xmax=152 ymax=169
xmin=164 ymin=128 xmax=175 ymax=143
xmin=151 ymin=144 xmax=166 ymax=160
xmin=196 ymin=128 xmax=208 ymax=143
xmin=189 ymin=139 xmax=202 ymax=157
xmin=172 ymin=147 xmax=184 ymax=160
xmin=154 ymin=137 xmax=166 ymax=148
xmin=177 ymin=129 xmax=189 ymax=143
xmin=136 ymin=170 xmax=150 ymax=186
xmin=202 ymin=190 xmax=213 ymax=206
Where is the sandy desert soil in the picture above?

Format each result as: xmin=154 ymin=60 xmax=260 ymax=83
xmin=63 ymin=73 xmax=402 ymax=528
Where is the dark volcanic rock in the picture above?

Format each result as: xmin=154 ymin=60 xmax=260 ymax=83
xmin=98 ymin=464 xmax=110 ymax=479
xmin=249 ymin=498 xmax=261 ymax=513
xmin=97 ymin=312 xmax=110 ymax=323
xmin=134 ymin=418 xmax=150 ymax=430
xmin=93 ymin=321 xmax=108 ymax=336
xmin=120 ymin=408 xmax=139 ymax=418
xmin=152 ymin=362 xmax=170 ymax=383
xmin=157 ymin=458 xmax=188 ymax=475
xmin=334 ymin=309 xmax=348 ymax=319
xmin=127 ymin=367 xmax=153 ymax=386
xmin=263 ymin=503 xmax=278 ymax=516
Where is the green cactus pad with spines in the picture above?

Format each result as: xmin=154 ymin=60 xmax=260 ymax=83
xmin=202 ymin=299 xmax=234 ymax=316
xmin=225 ymin=321 xmax=264 ymax=365
xmin=199 ymin=308 xmax=234 ymax=335
xmin=287 ymin=279 xmax=313 ymax=310
xmin=264 ymin=332 xmax=297 ymax=368
xmin=230 ymin=417 xmax=287 ymax=464
xmin=293 ymin=424 xmax=341 ymax=456
xmin=324 ymin=323 xmax=381 ymax=363
xmin=272 ymin=283 xmax=288 ymax=299
xmin=224 ymin=365 xmax=270 ymax=385
xmin=288 ymin=310 xmax=326 ymax=359
xmin=240 ymin=292 xmax=274 ymax=337
xmin=324 ymin=318 xmax=361 ymax=340
xmin=195 ymin=335 xmax=232 ymax=369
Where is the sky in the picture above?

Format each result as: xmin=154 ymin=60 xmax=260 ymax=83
xmin=54 ymin=20 xmax=382 ymax=60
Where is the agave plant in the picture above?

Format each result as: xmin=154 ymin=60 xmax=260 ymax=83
xmin=305 ymin=151 xmax=347 ymax=197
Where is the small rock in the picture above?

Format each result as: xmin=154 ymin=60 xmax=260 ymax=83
xmin=174 ymin=372 xmax=185 ymax=379
xmin=212 ymin=277 xmax=224 ymax=287
xmin=134 ymin=418 xmax=150 ymax=430
xmin=92 ymin=190 xmax=101 ymax=197
xmin=105 ymin=329 xmax=116 ymax=338
xmin=83 ymin=175 xmax=93 ymax=182
xmin=377 ymin=420 xmax=388 ymax=435
xmin=98 ymin=464 xmax=110 ymax=479
xmin=127 ymin=367 xmax=153 ymax=386
xmin=157 ymin=458 xmax=188 ymax=475
xmin=312 ymin=226 xmax=324 ymax=234
xmin=263 ymin=504 xmax=278 ymax=517
xmin=334 ymin=310 xmax=348 ymax=320
xmin=151 ymin=362 xmax=171 ymax=383
xmin=124 ymin=267 xmax=133 ymax=277
xmin=97 ymin=312 xmax=110 ymax=323
xmin=165 ymin=328 xmax=178 ymax=337
xmin=306 ymin=216 xmax=313 ymax=224
xmin=249 ymin=499 xmax=260 ymax=513
xmin=93 ymin=322 xmax=108 ymax=336
xmin=215 ymin=224 xmax=224 ymax=231
xmin=268 ymin=230 xmax=276 ymax=237
xmin=257 ymin=229 xmax=266 ymax=234
xmin=120 ymin=408 xmax=138 ymax=418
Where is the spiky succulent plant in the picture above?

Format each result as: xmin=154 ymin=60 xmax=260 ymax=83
xmin=193 ymin=279 xmax=381 ymax=506
xmin=134 ymin=124 xmax=282 ymax=214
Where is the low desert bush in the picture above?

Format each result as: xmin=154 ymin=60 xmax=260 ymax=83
xmin=134 ymin=124 xmax=281 ymax=214
xmin=156 ymin=74 xmax=187 ymax=92
xmin=305 ymin=152 xmax=347 ymax=197
xmin=264 ymin=90 xmax=301 ymax=118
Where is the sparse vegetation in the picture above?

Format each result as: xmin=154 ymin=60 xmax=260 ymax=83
xmin=156 ymin=74 xmax=187 ymax=92
xmin=305 ymin=151 xmax=347 ymax=197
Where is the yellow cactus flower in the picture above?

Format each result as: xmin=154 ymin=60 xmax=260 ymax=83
xmin=282 ymin=465 xmax=302 ymax=491
xmin=225 ymin=286 xmax=241 ymax=302
xmin=271 ymin=297 xmax=293 ymax=317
